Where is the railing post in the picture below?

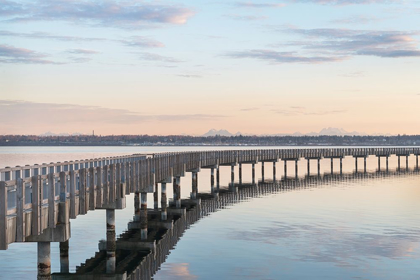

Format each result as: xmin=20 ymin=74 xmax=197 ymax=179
xmin=32 ymin=175 xmax=41 ymax=236
xmin=69 ymin=170 xmax=76 ymax=219
xmin=16 ymin=178 xmax=25 ymax=242
xmin=89 ymin=167 xmax=95 ymax=210
xmin=79 ymin=169 xmax=86 ymax=215
xmin=0 ymin=181 xmax=7 ymax=249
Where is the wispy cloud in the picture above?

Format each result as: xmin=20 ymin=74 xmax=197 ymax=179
xmin=234 ymin=2 xmax=286 ymax=8
xmin=284 ymin=28 xmax=420 ymax=58
xmin=0 ymin=100 xmax=226 ymax=129
xmin=139 ymin=52 xmax=183 ymax=63
xmin=0 ymin=30 xmax=165 ymax=51
xmin=225 ymin=49 xmax=345 ymax=64
xmin=1 ymin=1 xmax=195 ymax=28
xmin=0 ymin=30 xmax=106 ymax=42
xmin=224 ymin=14 xmax=268 ymax=21
xmin=339 ymin=71 xmax=365 ymax=77
xmin=67 ymin=49 xmax=99 ymax=55
xmin=289 ymin=0 xmax=397 ymax=5
xmin=176 ymin=74 xmax=202 ymax=78
xmin=240 ymin=107 xmax=259 ymax=111
xmin=272 ymin=106 xmax=346 ymax=116
xmin=330 ymin=15 xmax=382 ymax=25
xmin=0 ymin=44 xmax=59 ymax=64
xmin=120 ymin=36 xmax=165 ymax=48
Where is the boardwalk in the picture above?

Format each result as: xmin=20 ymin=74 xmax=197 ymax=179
xmin=55 ymin=169 xmax=420 ymax=279
xmin=0 ymin=147 xmax=420 ymax=279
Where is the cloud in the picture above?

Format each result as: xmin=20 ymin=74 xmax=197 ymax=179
xmin=176 ymin=74 xmax=202 ymax=78
xmin=0 ymin=31 xmax=165 ymax=51
xmin=275 ymin=28 xmax=420 ymax=59
xmin=224 ymin=14 xmax=268 ymax=21
xmin=240 ymin=107 xmax=259 ymax=111
xmin=225 ymin=49 xmax=345 ymax=64
xmin=139 ymin=52 xmax=183 ymax=63
xmin=0 ymin=30 xmax=106 ymax=42
xmin=1 ymin=0 xmax=195 ymax=29
xmin=330 ymin=15 xmax=382 ymax=25
xmin=0 ymin=44 xmax=59 ymax=64
xmin=289 ymin=0 xmax=396 ymax=5
xmin=272 ymin=107 xmax=346 ymax=116
xmin=120 ymin=36 xmax=165 ymax=48
xmin=339 ymin=71 xmax=365 ymax=77
xmin=234 ymin=2 xmax=286 ymax=8
xmin=67 ymin=49 xmax=99 ymax=55
xmin=0 ymin=100 xmax=226 ymax=133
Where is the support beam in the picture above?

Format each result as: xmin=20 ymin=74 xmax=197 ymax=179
xmin=273 ymin=161 xmax=276 ymax=181
xmin=284 ymin=161 xmax=287 ymax=177
xmin=173 ymin=177 xmax=181 ymax=208
xmin=37 ymin=242 xmax=51 ymax=280
xmin=406 ymin=156 xmax=409 ymax=170
xmin=191 ymin=171 xmax=198 ymax=199
xmin=317 ymin=158 xmax=321 ymax=175
xmin=140 ymin=192 xmax=148 ymax=240
xmin=252 ymin=163 xmax=255 ymax=185
xmin=231 ymin=165 xmax=234 ymax=186
xmin=355 ymin=158 xmax=358 ymax=172
xmin=330 ymin=158 xmax=334 ymax=174
xmin=59 ymin=240 xmax=69 ymax=273
xmin=307 ymin=159 xmax=310 ymax=175
xmin=216 ymin=166 xmax=220 ymax=190
xmin=295 ymin=159 xmax=298 ymax=178
xmin=378 ymin=157 xmax=381 ymax=171
xmin=261 ymin=162 xmax=265 ymax=182
xmin=340 ymin=157 xmax=343 ymax=174
xmin=210 ymin=168 xmax=215 ymax=194
xmin=239 ymin=163 xmax=242 ymax=185
xmin=161 ymin=183 xmax=167 ymax=221
xmin=398 ymin=156 xmax=401 ymax=170
xmin=386 ymin=156 xmax=389 ymax=171
xmin=106 ymin=209 xmax=116 ymax=274
xmin=364 ymin=157 xmax=367 ymax=173
xmin=154 ymin=183 xmax=159 ymax=209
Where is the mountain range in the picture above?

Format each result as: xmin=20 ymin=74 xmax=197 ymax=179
xmin=201 ymin=127 xmax=370 ymax=137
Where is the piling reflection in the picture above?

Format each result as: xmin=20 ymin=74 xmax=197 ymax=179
xmin=51 ymin=167 xmax=419 ymax=280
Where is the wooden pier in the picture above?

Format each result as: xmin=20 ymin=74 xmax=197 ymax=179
xmin=0 ymin=147 xmax=419 ymax=279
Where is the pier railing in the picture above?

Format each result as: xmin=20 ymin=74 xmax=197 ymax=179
xmin=1 ymin=147 xmax=420 ymax=250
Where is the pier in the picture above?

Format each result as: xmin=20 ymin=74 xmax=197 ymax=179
xmin=1 ymin=147 xmax=420 ymax=279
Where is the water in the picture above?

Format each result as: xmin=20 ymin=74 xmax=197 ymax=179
xmin=0 ymin=146 xmax=419 ymax=279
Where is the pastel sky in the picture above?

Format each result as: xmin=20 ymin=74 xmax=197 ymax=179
xmin=1 ymin=0 xmax=419 ymax=135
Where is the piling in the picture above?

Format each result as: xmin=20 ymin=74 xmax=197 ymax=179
xmin=161 ymin=183 xmax=167 ymax=221
xmin=37 ymin=242 xmax=51 ymax=280
xmin=59 ymin=241 xmax=69 ymax=273
xmin=106 ymin=209 xmax=116 ymax=274
xmin=140 ymin=192 xmax=148 ymax=240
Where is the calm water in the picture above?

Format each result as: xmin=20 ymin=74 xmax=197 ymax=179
xmin=0 ymin=146 xmax=419 ymax=279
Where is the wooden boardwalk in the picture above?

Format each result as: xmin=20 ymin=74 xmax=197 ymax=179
xmin=0 ymin=147 xmax=419 ymax=279
xmin=51 ymin=168 xmax=420 ymax=280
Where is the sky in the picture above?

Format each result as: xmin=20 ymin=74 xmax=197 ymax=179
xmin=0 ymin=0 xmax=419 ymax=136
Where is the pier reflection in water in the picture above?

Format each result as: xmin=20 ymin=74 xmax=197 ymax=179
xmin=52 ymin=168 xmax=420 ymax=280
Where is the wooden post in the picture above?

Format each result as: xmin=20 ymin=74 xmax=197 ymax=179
xmin=31 ymin=175 xmax=41 ymax=236
xmin=103 ymin=165 xmax=109 ymax=205
xmin=47 ymin=173 xmax=56 ymax=228
xmin=69 ymin=170 xmax=76 ymax=219
xmin=16 ymin=178 xmax=25 ymax=241
xmin=0 ymin=181 xmax=8 ymax=249
xmin=89 ymin=167 xmax=95 ymax=210
xmin=79 ymin=169 xmax=86 ymax=215
xmin=96 ymin=166 xmax=102 ymax=208
xmin=109 ymin=164 xmax=115 ymax=202
xmin=116 ymin=163 xmax=122 ymax=199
